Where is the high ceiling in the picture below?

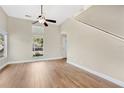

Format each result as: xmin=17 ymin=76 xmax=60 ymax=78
xmin=1 ymin=5 xmax=86 ymax=25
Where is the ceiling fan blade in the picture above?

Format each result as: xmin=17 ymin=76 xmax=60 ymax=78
xmin=44 ymin=22 xmax=48 ymax=27
xmin=46 ymin=19 xmax=56 ymax=23
xmin=32 ymin=21 xmax=38 ymax=24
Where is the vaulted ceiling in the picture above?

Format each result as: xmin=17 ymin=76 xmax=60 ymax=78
xmin=1 ymin=5 xmax=86 ymax=25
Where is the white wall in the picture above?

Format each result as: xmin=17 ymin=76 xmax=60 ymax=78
xmin=61 ymin=18 xmax=124 ymax=83
xmin=8 ymin=16 xmax=63 ymax=62
xmin=76 ymin=5 xmax=124 ymax=38
xmin=8 ymin=17 xmax=32 ymax=62
xmin=32 ymin=24 xmax=63 ymax=60
xmin=0 ymin=7 xmax=7 ymax=31
xmin=0 ymin=7 xmax=8 ymax=68
xmin=43 ymin=24 xmax=63 ymax=59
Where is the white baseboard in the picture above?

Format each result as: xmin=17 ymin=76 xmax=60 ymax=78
xmin=0 ymin=56 xmax=64 ymax=70
xmin=8 ymin=56 xmax=65 ymax=64
xmin=0 ymin=57 xmax=8 ymax=70
xmin=0 ymin=63 xmax=8 ymax=70
xmin=68 ymin=62 xmax=124 ymax=87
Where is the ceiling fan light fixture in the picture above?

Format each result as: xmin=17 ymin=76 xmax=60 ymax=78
xmin=32 ymin=5 xmax=56 ymax=27
xmin=39 ymin=18 xmax=45 ymax=23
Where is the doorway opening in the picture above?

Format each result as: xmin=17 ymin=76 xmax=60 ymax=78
xmin=62 ymin=33 xmax=67 ymax=58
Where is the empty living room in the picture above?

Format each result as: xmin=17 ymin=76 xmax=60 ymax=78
xmin=0 ymin=0 xmax=124 ymax=92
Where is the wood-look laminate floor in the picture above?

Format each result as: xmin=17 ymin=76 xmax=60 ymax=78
xmin=0 ymin=59 xmax=120 ymax=88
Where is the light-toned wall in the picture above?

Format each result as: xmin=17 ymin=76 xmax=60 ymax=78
xmin=8 ymin=17 xmax=32 ymax=62
xmin=61 ymin=18 xmax=124 ymax=82
xmin=8 ymin=16 xmax=63 ymax=62
xmin=76 ymin=5 xmax=124 ymax=38
xmin=32 ymin=24 xmax=63 ymax=60
xmin=0 ymin=7 xmax=7 ymax=31
xmin=43 ymin=24 xmax=63 ymax=59
xmin=0 ymin=7 xmax=8 ymax=68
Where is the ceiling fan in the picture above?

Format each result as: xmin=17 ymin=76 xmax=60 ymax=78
xmin=32 ymin=5 xmax=56 ymax=27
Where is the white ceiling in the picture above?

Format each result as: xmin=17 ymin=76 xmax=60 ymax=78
xmin=1 ymin=5 xmax=85 ymax=25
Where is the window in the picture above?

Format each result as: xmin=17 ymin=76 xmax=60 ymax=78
xmin=32 ymin=35 xmax=43 ymax=57
xmin=0 ymin=33 xmax=4 ymax=57
xmin=0 ymin=31 xmax=7 ymax=58
xmin=32 ymin=26 xmax=44 ymax=57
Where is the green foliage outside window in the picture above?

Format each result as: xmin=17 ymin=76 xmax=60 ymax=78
xmin=0 ymin=34 xmax=4 ymax=57
xmin=33 ymin=36 xmax=43 ymax=57
xmin=0 ymin=34 xmax=4 ymax=45
xmin=33 ymin=37 xmax=43 ymax=47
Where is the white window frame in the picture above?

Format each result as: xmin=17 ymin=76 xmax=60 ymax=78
xmin=0 ymin=28 xmax=7 ymax=60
